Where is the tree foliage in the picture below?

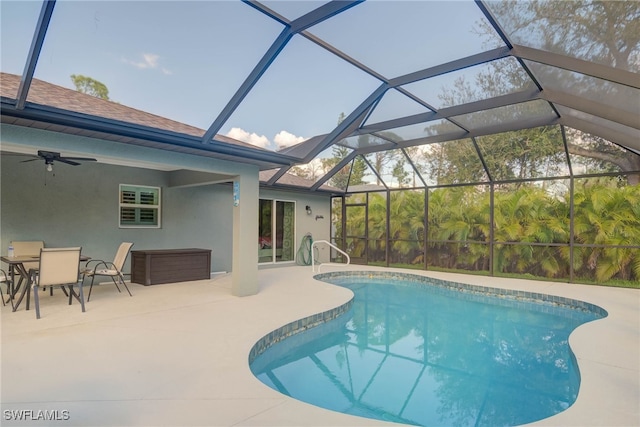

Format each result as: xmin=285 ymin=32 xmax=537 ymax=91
xmin=70 ymin=74 xmax=110 ymax=100
xmin=484 ymin=0 xmax=640 ymax=70
xmin=319 ymin=1 xmax=640 ymax=285
xmin=337 ymin=180 xmax=639 ymax=284
xmin=321 ymin=145 xmax=367 ymax=190
xmin=469 ymin=0 xmax=640 ymax=183
xmin=304 ymin=12 xmax=639 ymax=187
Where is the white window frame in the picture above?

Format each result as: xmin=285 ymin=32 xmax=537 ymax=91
xmin=119 ymin=184 xmax=161 ymax=229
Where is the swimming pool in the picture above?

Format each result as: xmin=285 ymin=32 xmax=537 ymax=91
xmin=249 ymin=272 xmax=607 ymax=427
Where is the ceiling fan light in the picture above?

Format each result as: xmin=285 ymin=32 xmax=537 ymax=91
xmin=46 ymin=163 xmax=53 ymax=172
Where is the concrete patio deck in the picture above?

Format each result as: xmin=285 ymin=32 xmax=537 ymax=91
xmin=1 ymin=265 xmax=638 ymax=426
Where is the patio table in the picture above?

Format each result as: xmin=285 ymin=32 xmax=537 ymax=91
xmin=1 ymin=254 xmax=90 ymax=312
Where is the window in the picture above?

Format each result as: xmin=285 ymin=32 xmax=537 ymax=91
xmin=119 ymin=184 xmax=161 ymax=228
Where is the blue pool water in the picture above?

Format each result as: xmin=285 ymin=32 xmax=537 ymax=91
xmin=250 ymin=273 xmax=606 ymax=427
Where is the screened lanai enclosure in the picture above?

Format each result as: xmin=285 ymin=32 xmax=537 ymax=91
xmin=1 ymin=1 xmax=639 ymax=285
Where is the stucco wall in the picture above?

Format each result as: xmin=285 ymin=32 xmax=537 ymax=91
xmin=0 ymin=155 xmax=236 ymax=273
xmin=1 ymin=125 xmax=334 ymax=274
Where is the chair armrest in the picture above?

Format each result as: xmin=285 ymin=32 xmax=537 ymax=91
xmin=83 ymin=259 xmax=106 ymax=269
xmin=83 ymin=261 xmax=119 ymax=274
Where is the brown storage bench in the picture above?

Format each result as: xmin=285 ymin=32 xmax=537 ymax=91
xmin=131 ymin=248 xmax=211 ymax=286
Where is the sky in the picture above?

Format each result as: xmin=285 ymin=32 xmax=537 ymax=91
xmin=1 ymin=1 xmax=498 ymax=152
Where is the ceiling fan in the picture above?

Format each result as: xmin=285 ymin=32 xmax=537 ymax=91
xmin=20 ymin=150 xmax=97 ymax=172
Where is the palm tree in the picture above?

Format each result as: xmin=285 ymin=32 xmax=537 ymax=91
xmin=493 ymin=185 xmax=569 ymax=278
xmin=573 ymin=179 xmax=640 ymax=281
xmin=334 ymin=176 xmax=639 ymax=284
xmin=389 ymin=190 xmax=425 ymax=265
xmin=367 ymin=192 xmax=388 ymax=262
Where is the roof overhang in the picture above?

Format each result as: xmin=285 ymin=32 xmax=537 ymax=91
xmin=1 ymin=98 xmax=303 ymax=170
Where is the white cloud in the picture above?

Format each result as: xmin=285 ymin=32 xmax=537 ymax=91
xmin=274 ymin=130 xmax=306 ymax=150
xmin=226 ymin=127 xmax=270 ymax=149
xmin=140 ymin=53 xmax=159 ymax=68
xmin=123 ymin=53 xmax=171 ymax=74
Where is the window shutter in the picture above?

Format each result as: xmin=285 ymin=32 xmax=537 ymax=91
xmin=119 ymin=185 xmax=161 ymax=228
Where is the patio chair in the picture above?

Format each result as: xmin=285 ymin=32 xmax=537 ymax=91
xmin=1 ymin=268 xmax=11 ymax=307
xmin=11 ymin=240 xmax=44 ymax=291
xmin=27 ymin=247 xmax=85 ymax=319
xmin=82 ymin=242 xmax=134 ymax=301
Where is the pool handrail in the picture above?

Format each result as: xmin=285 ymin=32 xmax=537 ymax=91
xmin=311 ymin=240 xmax=350 ymax=273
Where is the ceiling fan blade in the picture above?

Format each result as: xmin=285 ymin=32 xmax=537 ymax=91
xmin=56 ymin=158 xmax=81 ymax=166
xmin=60 ymin=157 xmax=97 ymax=162
xmin=8 ymin=150 xmax=97 ymax=167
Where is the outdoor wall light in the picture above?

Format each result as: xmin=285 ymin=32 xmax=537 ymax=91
xmin=306 ymin=205 xmax=312 ymax=215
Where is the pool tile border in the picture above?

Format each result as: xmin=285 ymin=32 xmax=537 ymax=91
xmin=248 ymin=270 xmax=607 ymax=365
xmin=248 ymin=298 xmax=353 ymax=364
xmin=316 ymin=270 xmax=608 ymax=317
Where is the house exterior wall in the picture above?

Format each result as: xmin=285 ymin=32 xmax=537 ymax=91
xmin=0 ymin=155 xmax=237 ymax=273
xmin=258 ymin=188 xmax=332 ymax=264
xmin=0 ymin=124 xmax=252 ymax=278
xmin=1 ymin=124 xmax=334 ymax=277
xmin=162 ymin=182 xmax=234 ymax=272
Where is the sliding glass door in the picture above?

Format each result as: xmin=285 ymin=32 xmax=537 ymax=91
xmin=258 ymin=199 xmax=295 ymax=264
